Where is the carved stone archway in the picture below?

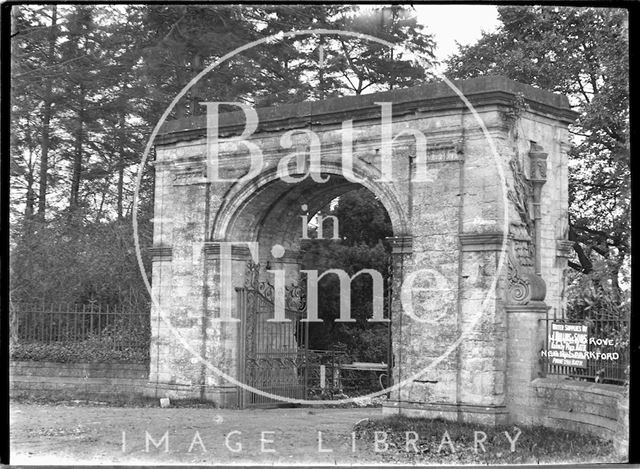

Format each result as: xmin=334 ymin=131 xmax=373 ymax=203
xmin=147 ymin=76 xmax=576 ymax=423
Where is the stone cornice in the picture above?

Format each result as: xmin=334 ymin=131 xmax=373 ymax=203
xmin=204 ymin=242 xmax=254 ymax=261
xmin=149 ymin=245 xmax=172 ymax=261
xmin=156 ymin=76 xmax=577 ymax=146
xmin=386 ymin=236 xmax=413 ymax=255
xmin=459 ymin=232 xmax=506 ymax=251
xmin=504 ymin=301 xmax=550 ymax=313
xmin=172 ymin=166 xmax=208 ymax=186
xmin=155 ymin=136 xmax=464 ymax=166
xmin=385 ymin=401 xmax=509 ymax=415
xmin=271 ymin=252 xmax=301 ymax=264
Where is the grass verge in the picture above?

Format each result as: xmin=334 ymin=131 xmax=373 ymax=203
xmin=354 ymin=415 xmax=618 ymax=464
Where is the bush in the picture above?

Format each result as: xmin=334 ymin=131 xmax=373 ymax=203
xmin=11 ymin=336 xmax=149 ymax=363
xmin=11 ymin=217 xmax=152 ymax=306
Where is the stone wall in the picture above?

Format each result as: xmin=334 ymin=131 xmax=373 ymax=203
xmin=529 ymin=378 xmax=628 ymax=459
xmin=10 ymin=361 xmax=149 ymax=402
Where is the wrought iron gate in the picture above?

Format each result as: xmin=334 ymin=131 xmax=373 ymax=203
xmin=238 ymin=261 xmax=309 ymax=407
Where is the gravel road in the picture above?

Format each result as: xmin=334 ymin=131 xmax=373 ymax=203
xmin=11 ymin=403 xmax=384 ymax=465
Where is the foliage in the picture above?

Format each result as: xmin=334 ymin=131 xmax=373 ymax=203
xmin=10 ymin=216 xmax=152 ymax=305
xmin=566 ymin=260 xmax=630 ymax=322
xmin=10 ymin=337 xmax=149 ymax=364
xmin=302 ymin=189 xmax=392 ymax=362
xmin=565 ymin=260 xmax=630 ymax=363
xmin=333 ymin=189 xmax=394 ymax=247
xmin=315 ymin=6 xmax=436 ymax=96
xmin=354 ymin=415 xmax=617 ymax=464
xmin=10 ymin=4 xmax=433 ymax=309
xmin=139 ymin=5 xmax=435 ymax=112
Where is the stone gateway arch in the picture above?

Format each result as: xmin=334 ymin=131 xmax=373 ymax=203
xmin=147 ymin=76 xmax=576 ymax=424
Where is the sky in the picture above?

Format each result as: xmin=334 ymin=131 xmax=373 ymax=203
xmin=413 ymin=5 xmax=500 ymax=63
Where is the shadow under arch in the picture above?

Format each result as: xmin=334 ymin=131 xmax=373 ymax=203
xmin=209 ymin=160 xmax=410 ymax=245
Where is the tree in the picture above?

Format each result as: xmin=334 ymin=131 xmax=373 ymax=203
xmin=9 ymin=4 xmax=433 ymax=316
xmin=319 ymin=6 xmax=436 ymax=96
xmin=10 ymin=5 xmax=155 ymax=305
xmin=55 ymin=6 xmax=108 ymax=216
xmin=333 ymin=189 xmax=393 ymax=247
xmin=138 ymin=5 xmax=436 ymax=113
xmin=34 ymin=5 xmax=57 ymax=218
xmin=301 ymin=189 xmax=393 ymax=362
xmin=11 ymin=5 xmax=64 ymax=221
xmin=445 ymin=6 xmax=630 ymax=317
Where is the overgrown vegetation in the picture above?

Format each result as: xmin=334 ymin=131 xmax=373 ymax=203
xmin=11 ymin=218 xmax=152 ymax=305
xmin=302 ymin=188 xmax=393 ymax=363
xmin=354 ymin=415 xmax=618 ymax=464
xmin=10 ymin=337 xmax=149 ymax=364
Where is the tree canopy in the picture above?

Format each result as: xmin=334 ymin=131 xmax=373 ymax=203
xmin=9 ymin=4 xmax=434 ymax=306
xmin=301 ymin=189 xmax=393 ymax=361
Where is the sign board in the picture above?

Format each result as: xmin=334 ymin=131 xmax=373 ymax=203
xmin=547 ymin=322 xmax=588 ymax=368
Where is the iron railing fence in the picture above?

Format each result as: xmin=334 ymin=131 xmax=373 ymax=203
xmin=10 ymin=301 xmax=150 ymax=362
xmin=541 ymin=312 xmax=629 ymax=385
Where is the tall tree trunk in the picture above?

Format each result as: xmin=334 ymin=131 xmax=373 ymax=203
xmin=318 ymin=38 xmax=326 ymax=100
xmin=11 ymin=5 xmax=35 ymax=220
xmin=190 ymin=53 xmax=202 ymax=116
xmin=25 ymin=173 xmax=35 ymax=217
xmin=116 ymin=164 xmax=125 ymax=221
xmin=609 ymin=253 xmax=625 ymax=306
xmin=175 ymin=55 xmax=189 ymax=118
xmin=69 ymin=92 xmax=84 ymax=215
xmin=95 ymin=182 xmax=108 ymax=222
xmin=116 ymin=112 xmax=125 ymax=220
xmin=37 ymin=5 xmax=58 ymax=218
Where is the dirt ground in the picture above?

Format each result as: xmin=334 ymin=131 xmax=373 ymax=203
xmin=10 ymin=402 xmax=387 ymax=465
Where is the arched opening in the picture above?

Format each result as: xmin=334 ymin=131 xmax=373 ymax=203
xmin=215 ymin=170 xmax=398 ymax=402
xmin=300 ymin=188 xmax=393 ymax=399
xmin=301 ymin=188 xmax=392 ymax=360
